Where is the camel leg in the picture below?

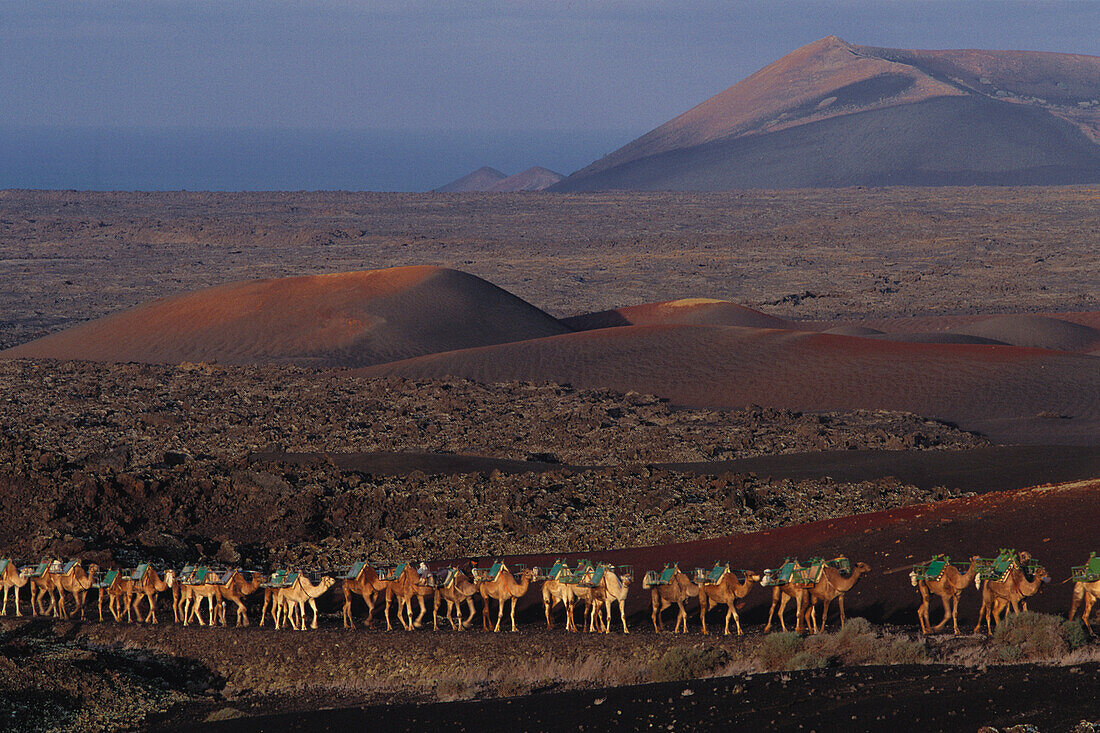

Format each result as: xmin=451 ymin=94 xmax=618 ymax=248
xmin=1083 ymin=595 xmax=1095 ymax=635
xmin=933 ymin=592 xmax=952 ymax=632
xmin=493 ymin=595 xmax=505 ymax=633
xmin=415 ymin=595 xmax=429 ymax=629
xmin=361 ymin=592 xmax=376 ymax=629
xmin=764 ymin=588 xmax=781 ymax=633
xmin=385 ymin=589 xmax=396 ymax=632
xmin=651 ymin=591 xmax=661 ymax=632
xmin=700 ymin=593 xmax=709 ymax=636
xmin=544 ymin=598 xmax=553 ymax=630
xmin=510 ymin=597 xmax=519 ymax=632
xmin=818 ymin=598 xmax=831 ymax=634
xmin=950 ymin=594 xmax=961 ymax=635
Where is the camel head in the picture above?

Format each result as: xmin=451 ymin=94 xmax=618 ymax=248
xmin=320 ymin=576 xmax=336 ymax=591
xmin=1033 ymin=566 xmax=1051 ymax=584
xmin=853 ymin=562 xmax=872 ymax=574
xmin=744 ymin=571 xmax=761 ymax=584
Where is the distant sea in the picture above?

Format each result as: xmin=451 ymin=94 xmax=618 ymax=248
xmin=0 ymin=127 xmax=635 ymax=192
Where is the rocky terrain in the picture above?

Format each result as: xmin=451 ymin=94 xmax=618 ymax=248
xmin=0 ymin=361 xmax=976 ymax=568
xmin=0 ymin=360 xmax=981 ymax=468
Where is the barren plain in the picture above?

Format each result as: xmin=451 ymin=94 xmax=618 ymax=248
xmin=1 ymin=188 xmax=1099 ymax=732
xmin=3 ymin=187 xmax=1100 ymax=350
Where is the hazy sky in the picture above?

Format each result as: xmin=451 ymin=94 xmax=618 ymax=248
xmin=4 ymin=1 xmax=1100 ymax=133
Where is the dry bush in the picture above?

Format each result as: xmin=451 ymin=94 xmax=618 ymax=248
xmin=648 ymin=646 xmax=729 ymax=682
xmin=992 ymin=612 xmax=1071 ymax=662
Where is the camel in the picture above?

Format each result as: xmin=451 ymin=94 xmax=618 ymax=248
xmin=569 ymin=582 xmax=608 ymax=632
xmin=974 ymin=565 xmax=1050 ymax=634
xmin=51 ymin=562 xmax=100 ymax=620
xmin=181 ymin=576 xmax=222 ymax=627
xmin=25 ymin=562 xmax=59 ymax=617
xmin=0 ymin=560 xmax=30 ymax=616
xmin=763 ymin=559 xmax=840 ymax=633
xmin=131 ymin=566 xmax=172 ymax=624
xmin=214 ymin=571 xmax=264 ymax=627
xmin=273 ymin=574 xmax=335 ymax=630
xmin=913 ymin=556 xmax=981 ymax=635
xmin=1069 ymin=578 xmax=1100 ymax=634
xmin=645 ymin=567 xmax=699 ymax=633
xmin=339 ymin=565 xmax=402 ymax=631
xmin=478 ymin=565 xmax=533 ymax=632
xmin=595 ymin=566 xmax=631 ymax=634
xmin=699 ymin=570 xmax=760 ymax=636
xmin=103 ymin=572 xmax=138 ymax=623
xmin=541 ymin=575 xmax=577 ymax=631
xmin=803 ymin=562 xmax=871 ymax=633
xmin=391 ymin=564 xmax=435 ymax=631
xmin=432 ymin=568 xmax=479 ymax=631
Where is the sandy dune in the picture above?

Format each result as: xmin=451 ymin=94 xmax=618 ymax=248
xmin=357 ymin=324 xmax=1100 ymax=445
xmin=555 ymin=36 xmax=1100 ymax=190
xmin=0 ymin=266 xmax=571 ymax=367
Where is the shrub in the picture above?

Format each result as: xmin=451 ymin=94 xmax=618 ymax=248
xmin=991 ymin=612 xmax=1069 ymax=661
xmin=648 ymin=646 xmax=728 ymax=682
xmin=435 ymin=678 xmax=471 ymax=702
xmin=756 ymin=632 xmax=804 ymax=670
xmin=1061 ymin=619 xmax=1089 ymax=651
xmin=788 ymin=650 xmax=829 ymax=670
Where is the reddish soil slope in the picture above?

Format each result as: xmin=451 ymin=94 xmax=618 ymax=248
xmin=357 ymin=324 xmax=1100 ymax=445
xmin=564 ymin=299 xmax=796 ymax=330
xmin=0 ymin=266 xmax=570 ymax=367
xmin=494 ymin=479 xmax=1099 ymax=623
xmin=433 ymin=166 xmax=508 ymax=192
xmin=817 ymin=312 xmax=1100 ymax=354
xmin=555 ymin=36 xmax=1100 ymax=190
xmin=487 ymin=167 xmax=564 ymax=192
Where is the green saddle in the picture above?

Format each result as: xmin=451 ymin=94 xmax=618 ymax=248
xmin=344 ymin=561 xmax=367 ymax=581
xmin=1071 ymin=552 xmax=1100 ymax=583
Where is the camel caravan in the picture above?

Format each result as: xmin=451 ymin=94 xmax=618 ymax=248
xmin=0 ymin=549 xmax=1094 ymax=636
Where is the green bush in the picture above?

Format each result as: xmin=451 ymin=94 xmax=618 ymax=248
xmin=991 ymin=612 xmax=1069 ymax=661
xmin=648 ymin=646 xmax=728 ymax=682
xmin=756 ymin=632 xmax=804 ymax=670
xmin=1061 ymin=619 xmax=1089 ymax=651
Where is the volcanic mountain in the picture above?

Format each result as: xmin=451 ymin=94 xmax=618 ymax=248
xmin=0 ymin=266 xmax=570 ymax=368
xmin=553 ymin=36 xmax=1100 ymax=190
xmin=433 ymin=166 xmax=508 ymax=192
xmin=487 ymin=166 xmax=565 ymax=192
